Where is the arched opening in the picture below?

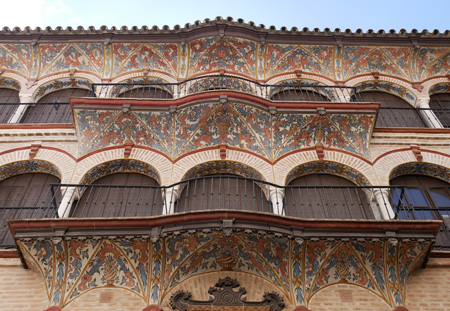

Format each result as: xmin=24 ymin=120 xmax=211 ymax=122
xmin=25 ymin=88 xmax=88 ymax=123
xmin=118 ymin=86 xmax=173 ymax=99
xmin=0 ymin=88 xmax=20 ymax=123
xmin=284 ymin=174 xmax=374 ymax=219
xmin=0 ymin=173 xmax=61 ymax=246
xmin=175 ymin=174 xmax=272 ymax=213
xmin=429 ymin=93 xmax=450 ymax=128
xmin=357 ymin=91 xmax=426 ymax=127
xmin=270 ymin=89 xmax=330 ymax=102
xmin=70 ymin=173 xmax=163 ymax=218
xmin=390 ymin=175 xmax=450 ymax=248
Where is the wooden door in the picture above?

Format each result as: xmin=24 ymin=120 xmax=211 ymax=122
xmin=285 ymin=174 xmax=373 ymax=219
xmin=0 ymin=88 xmax=20 ymax=123
xmin=0 ymin=173 xmax=60 ymax=246
xmin=22 ymin=88 xmax=88 ymax=123
xmin=72 ymin=173 xmax=162 ymax=218
xmin=175 ymin=175 xmax=272 ymax=213
xmin=358 ymin=92 xmax=426 ymax=127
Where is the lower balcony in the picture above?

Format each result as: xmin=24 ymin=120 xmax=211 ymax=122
xmin=1 ymin=175 xmax=449 ymax=250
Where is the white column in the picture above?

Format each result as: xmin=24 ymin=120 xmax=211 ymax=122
xmin=57 ymin=186 xmax=77 ymax=218
xmin=416 ymin=98 xmax=443 ymax=128
xmin=8 ymin=94 xmax=33 ymax=123
xmin=269 ymin=187 xmax=285 ymax=215
xmin=373 ymin=188 xmax=395 ymax=220
xmin=163 ymin=186 xmax=180 ymax=215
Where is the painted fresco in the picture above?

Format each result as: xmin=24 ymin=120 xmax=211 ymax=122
xmin=114 ymin=44 xmax=177 ymax=77
xmin=389 ymin=162 xmax=450 ymax=183
xmin=17 ymin=233 xmax=432 ymax=310
xmin=74 ymin=101 xmax=376 ymax=161
xmin=285 ymin=161 xmax=370 ymax=186
xmin=0 ymin=160 xmax=61 ymax=181
xmin=0 ymin=39 xmax=448 ymax=82
xmin=1 ymin=44 xmax=33 ymax=75
xmin=0 ymin=44 xmax=29 ymax=76
xmin=0 ymin=77 xmax=21 ymax=91
xmin=355 ymin=80 xmax=416 ymax=106
xmin=189 ymin=38 xmax=256 ymax=78
xmin=34 ymin=77 xmax=91 ymax=101
xmin=79 ymin=159 xmax=161 ymax=185
xmin=40 ymin=44 xmax=101 ymax=77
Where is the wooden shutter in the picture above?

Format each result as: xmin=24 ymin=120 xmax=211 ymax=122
xmin=72 ymin=173 xmax=162 ymax=218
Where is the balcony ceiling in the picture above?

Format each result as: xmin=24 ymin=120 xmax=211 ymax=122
xmin=8 ymin=211 xmax=440 ymax=310
xmin=72 ymin=96 xmax=378 ymax=161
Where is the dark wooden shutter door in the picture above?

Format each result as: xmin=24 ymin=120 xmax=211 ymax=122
xmin=430 ymin=93 xmax=450 ymax=128
xmin=0 ymin=173 xmax=60 ymax=245
xmin=285 ymin=174 xmax=373 ymax=219
xmin=359 ymin=92 xmax=426 ymax=127
xmin=0 ymin=88 xmax=20 ymax=123
xmin=175 ymin=175 xmax=272 ymax=213
xmin=22 ymin=88 xmax=88 ymax=123
xmin=72 ymin=173 xmax=162 ymax=218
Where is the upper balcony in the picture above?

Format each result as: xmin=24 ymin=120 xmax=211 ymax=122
xmin=0 ymin=75 xmax=449 ymax=128
xmin=1 ymin=175 xmax=448 ymax=250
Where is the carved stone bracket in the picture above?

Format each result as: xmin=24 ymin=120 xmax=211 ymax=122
xmin=170 ymin=277 xmax=285 ymax=311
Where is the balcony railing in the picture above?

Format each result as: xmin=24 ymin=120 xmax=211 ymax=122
xmin=88 ymin=75 xmax=361 ymax=102
xmin=377 ymin=107 xmax=450 ymax=128
xmin=1 ymin=176 xmax=449 ymax=249
xmin=0 ymin=102 xmax=72 ymax=124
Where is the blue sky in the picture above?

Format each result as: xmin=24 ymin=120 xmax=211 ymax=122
xmin=2 ymin=0 xmax=450 ymax=31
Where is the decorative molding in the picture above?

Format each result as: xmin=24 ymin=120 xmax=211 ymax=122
xmin=169 ymin=277 xmax=285 ymax=311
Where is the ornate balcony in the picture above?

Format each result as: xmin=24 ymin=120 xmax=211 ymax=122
xmin=1 ymin=176 xmax=448 ymax=250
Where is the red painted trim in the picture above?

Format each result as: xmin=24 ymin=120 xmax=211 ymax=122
xmin=112 ymin=69 xmax=176 ymax=82
xmin=71 ymin=92 xmax=380 ymax=111
xmin=0 ymin=146 xmax=76 ymax=161
xmin=7 ymin=210 xmax=442 ymax=236
xmin=0 ymin=250 xmax=20 ymax=258
xmin=374 ymin=127 xmax=450 ymax=134
xmin=429 ymin=250 xmax=450 ymax=258
xmin=264 ymin=72 xmax=337 ymax=84
xmin=76 ymin=145 xmax=174 ymax=163
xmin=373 ymin=148 xmax=450 ymax=164
xmin=272 ymin=147 xmax=373 ymax=165
xmin=0 ymin=123 xmax=74 ymax=130
xmin=344 ymin=73 xmax=417 ymax=86
xmin=173 ymin=145 xmax=273 ymax=165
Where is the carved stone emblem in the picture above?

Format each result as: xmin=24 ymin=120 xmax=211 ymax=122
xmin=170 ymin=277 xmax=285 ymax=311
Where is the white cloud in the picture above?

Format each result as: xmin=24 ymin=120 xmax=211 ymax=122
xmin=0 ymin=0 xmax=45 ymax=28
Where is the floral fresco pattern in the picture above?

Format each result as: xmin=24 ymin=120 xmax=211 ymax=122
xmin=16 ymin=232 xmax=432 ymax=310
xmin=285 ymin=161 xmax=370 ymax=186
xmin=74 ymin=101 xmax=376 ymax=161
xmin=80 ymin=159 xmax=161 ymax=185
xmin=389 ymin=162 xmax=450 ymax=183
xmin=0 ymin=160 xmax=61 ymax=182
xmin=0 ymin=40 xmax=448 ymax=81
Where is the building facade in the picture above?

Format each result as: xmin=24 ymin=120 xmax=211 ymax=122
xmin=0 ymin=18 xmax=449 ymax=311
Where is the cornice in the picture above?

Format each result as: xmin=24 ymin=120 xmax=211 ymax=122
xmin=1 ymin=16 xmax=450 ymax=46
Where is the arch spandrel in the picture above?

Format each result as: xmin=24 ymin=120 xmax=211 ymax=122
xmin=389 ymin=162 xmax=450 ymax=184
xmin=0 ymin=160 xmax=61 ymax=182
xmin=180 ymin=160 xmax=265 ymax=182
xmin=285 ymin=161 xmax=371 ymax=186
xmin=353 ymin=80 xmax=417 ymax=106
xmin=0 ymin=76 xmax=22 ymax=92
xmin=429 ymin=82 xmax=450 ymax=96
xmin=33 ymin=77 xmax=92 ymax=102
xmin=79 ymin=159 xmax=161 ymax=185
